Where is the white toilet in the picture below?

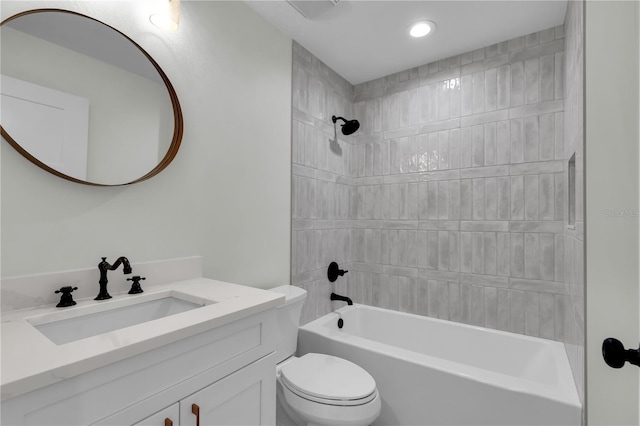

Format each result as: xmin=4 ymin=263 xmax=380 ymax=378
xmin=271 ymin=285 xmax=381 ymax=426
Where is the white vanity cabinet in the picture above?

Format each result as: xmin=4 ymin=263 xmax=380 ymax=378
xmin=133 ymin=403 xmax=179 ymax=426
xmin=1 ymin=308 xmax=278 ymax=426
xmin=118 ymin=353 xmax=274 ymax=426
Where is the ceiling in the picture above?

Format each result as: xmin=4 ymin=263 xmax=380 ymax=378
xmin=246 ymin=0 xmax=568 ymax=85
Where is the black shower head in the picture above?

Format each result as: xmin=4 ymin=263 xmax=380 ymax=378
xmin=332 ymin=115 xmax=360 ymax=136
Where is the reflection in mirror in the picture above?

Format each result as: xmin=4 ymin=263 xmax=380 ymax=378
xmin=1 ymin=9 xmax=182 ymax=186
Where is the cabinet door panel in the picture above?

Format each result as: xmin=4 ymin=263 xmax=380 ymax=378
xmin=133 ymin=403 xmax=179 ymax=426
xmin=181 ymin=356 xmax=275 ymax=426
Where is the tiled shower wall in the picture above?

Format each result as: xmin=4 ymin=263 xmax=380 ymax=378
xmin=347 ymin=26 xmax=570 ymax=340
xmin=562 ymin=0 xmax=585 ymax=404
xmin=291 ymin=42 xmax=355 ymax=324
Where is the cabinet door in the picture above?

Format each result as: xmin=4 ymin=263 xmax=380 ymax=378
xmin=132 ymin=403 xmax=179 ymax=426
xmin=180 ymin=356 xmax=275 ymax=426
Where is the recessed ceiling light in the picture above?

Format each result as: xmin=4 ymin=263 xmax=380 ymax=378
xmin=409 ymin=21 xmax=436 ymax=38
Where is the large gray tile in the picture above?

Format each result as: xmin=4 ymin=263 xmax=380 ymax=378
xmin=472 ymin=232 xmax=485 ymax=274
xmin=460 ymin=232 xmax=473 ymax=273
xmin=449 ymin=128 xmax=461 ymax=170
xmin=460 ymin=179 xmax=473 ymax=220
xmin=554 ymin=112 xmax=564 ymax=160
xmin=470 ymin=285 xmax=485 ymax=326
xmin=497 ymin=232 xmax=511 ymax=276
xmin=484 ymin=123 xmax=497 ymax=166
xmin=539 ymin=114 xmax=555 ymax=161
xmin=473 ymin=178 xmax=485 ymax=220
xmin=510 ymin=233 xmax=525 ymax=278
xmin=497 ymin=177 xmax=511 ymax=220
xmin=460 ymin=109 xmax=510 ymax=128
xmin=472 ymin=71 xmax=486 ymax=114
xmin=438 ymin=231 xmax=450 ymax=271
xmin=511 ymin=277 xmax=567 ymax=295
xmin=460 ymin=165 xmax=509 ymax=179
xmin=496 ymin=120 xmax=511 ymax=165
xmin=449 ymin=180 xmax=461 ymax=220
xmin=497 ymin=65 xmax=511 ymax=110
xmin=460 ymin=126 xmax=472 ymax=168
xmin=540 ymin=233 xmax=556 ymax=281
xmin=439 ymin=131 xmax=451 ymax=170
xmin=539 ymin=292 xmax=555 ymax=339
xmin=399 ymin=276 xmax=418 ymax=314
xmin=485 ymin=178 xmax=498 ymax=220
xmin=417 ymin=278 xmax=429 ymax=316
xmin=419 ymin=221 xmax=460 ymax=231
xmin=448 ymin=282 xmax=461 ymax=322
xmin=497 ymin=288 xmax=511 ymax=331
xmin=524 ymin=291 xmax=540 ymax=337
xmin=485 ymin=68 xmax=498 ymax=111
xmin=417 ymin=230 xmax=429 ymax=269
xmin=540 ymin=174 xmax=555 ymax=220
xmin=419 ymin=118 xmax=462 ymax=134
xmin=438 ymin=181 xmax=450 ymax=220
xmin=524 ymin=233 xmax=540 ymax=279
xmin=540 ymin=54 xmax=555 ymax=101
xmin=554 ymin=52 xmax=565 ymax=100
xmin=427 ymin=231 xmax=439 ymax=270
xmin=509 ymin=221 xmax=564 ymax=233
xmin=450 ymin=78 xmax=461 ymax=118
xmin=449 ymin=231 xmax=460 ymax=272
xmin=524 ymin=116 xmax=540 ymax=162
xmin=511 ymin=62 xmax=525 ymax=106
xmin=428 ymin=181 xmax=439 ymax=220
xmin=484 ymin=232 xmax=498 ymax=275
xmin=460 ymin=221 xmax=509 ymax=232
xmin=509 ymin=99 xmax=564 ymax=120
xmin=524 ymin=58 xmax=539 ymax=104
xmin=524 ymin=174 xmax=540 ymax=220
xmin=472 ymin=125 xmax=485 ymax=167
xmin=510 ymin=290 xmax=526 ymax=334
xmin=438 ymin=81 xmax=451 ymax=121
xmin=484 ymin=287 xmax=498 ymax=329
xmin=511 ymin=176 xmax=525 ymax=220
xmin=510 ymin=118 xmax=524 ymax=163
xmin=510 ymin=160 xmax=564 ymax=175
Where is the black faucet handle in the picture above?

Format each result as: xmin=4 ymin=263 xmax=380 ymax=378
xmin=55 ymin=286 xmax=78 ymax=307
xmin=127 ymin=276 xmax=145 ymax=294
xmin=328 ymin=262 xmax=348 ymax=282
xmin=55 ymin=286 xmax=78 ymax=294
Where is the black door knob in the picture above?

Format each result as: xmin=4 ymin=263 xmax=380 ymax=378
xmin=602 ymin=338 xmax=640 ymax=368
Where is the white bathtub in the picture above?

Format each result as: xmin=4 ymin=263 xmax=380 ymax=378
xmin=298 ymin=305 xmax=581 ymax=426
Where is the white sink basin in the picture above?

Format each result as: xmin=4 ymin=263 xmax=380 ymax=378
xmin=29 ymin=295 xmax=207 ymax=345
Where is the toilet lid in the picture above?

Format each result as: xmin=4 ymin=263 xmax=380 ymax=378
xmin=280 ymin=353 xmax=377 ymax=403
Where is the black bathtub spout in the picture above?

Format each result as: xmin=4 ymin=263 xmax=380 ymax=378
xmin=330 ymin=292 xmax=353 ymax=306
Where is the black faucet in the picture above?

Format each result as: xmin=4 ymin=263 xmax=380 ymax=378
xmin=330 ymin=292 xmax=353 ymax=306
xmin=95 ymin=256 xmax=132 ymax=300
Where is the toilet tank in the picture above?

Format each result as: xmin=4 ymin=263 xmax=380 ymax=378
xmin=270 ymin=285 xmax=307 ymax=363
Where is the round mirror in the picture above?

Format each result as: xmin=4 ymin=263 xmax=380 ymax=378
xmin=1 ymin=9 xmax=183 ymax=186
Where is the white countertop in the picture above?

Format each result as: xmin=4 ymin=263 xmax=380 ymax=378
xmin=1 ymin=278 xmax=284 ymax=401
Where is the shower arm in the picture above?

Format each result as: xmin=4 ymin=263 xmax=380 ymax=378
xmin=331 ymin=116 xmax=345 ymax=141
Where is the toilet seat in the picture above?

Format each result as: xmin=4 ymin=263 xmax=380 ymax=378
xmin=279 ymin=353 xmax=378 ymax=406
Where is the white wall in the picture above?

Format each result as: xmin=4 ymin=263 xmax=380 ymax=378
xmin=585 ymin=1 xmax=639 ymax=424
xmin=1 ymin=1 xmax=292 ymax=289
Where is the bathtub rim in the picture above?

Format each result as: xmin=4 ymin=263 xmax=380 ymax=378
xmin=299 ymin=304 xmax=581 ymax=411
